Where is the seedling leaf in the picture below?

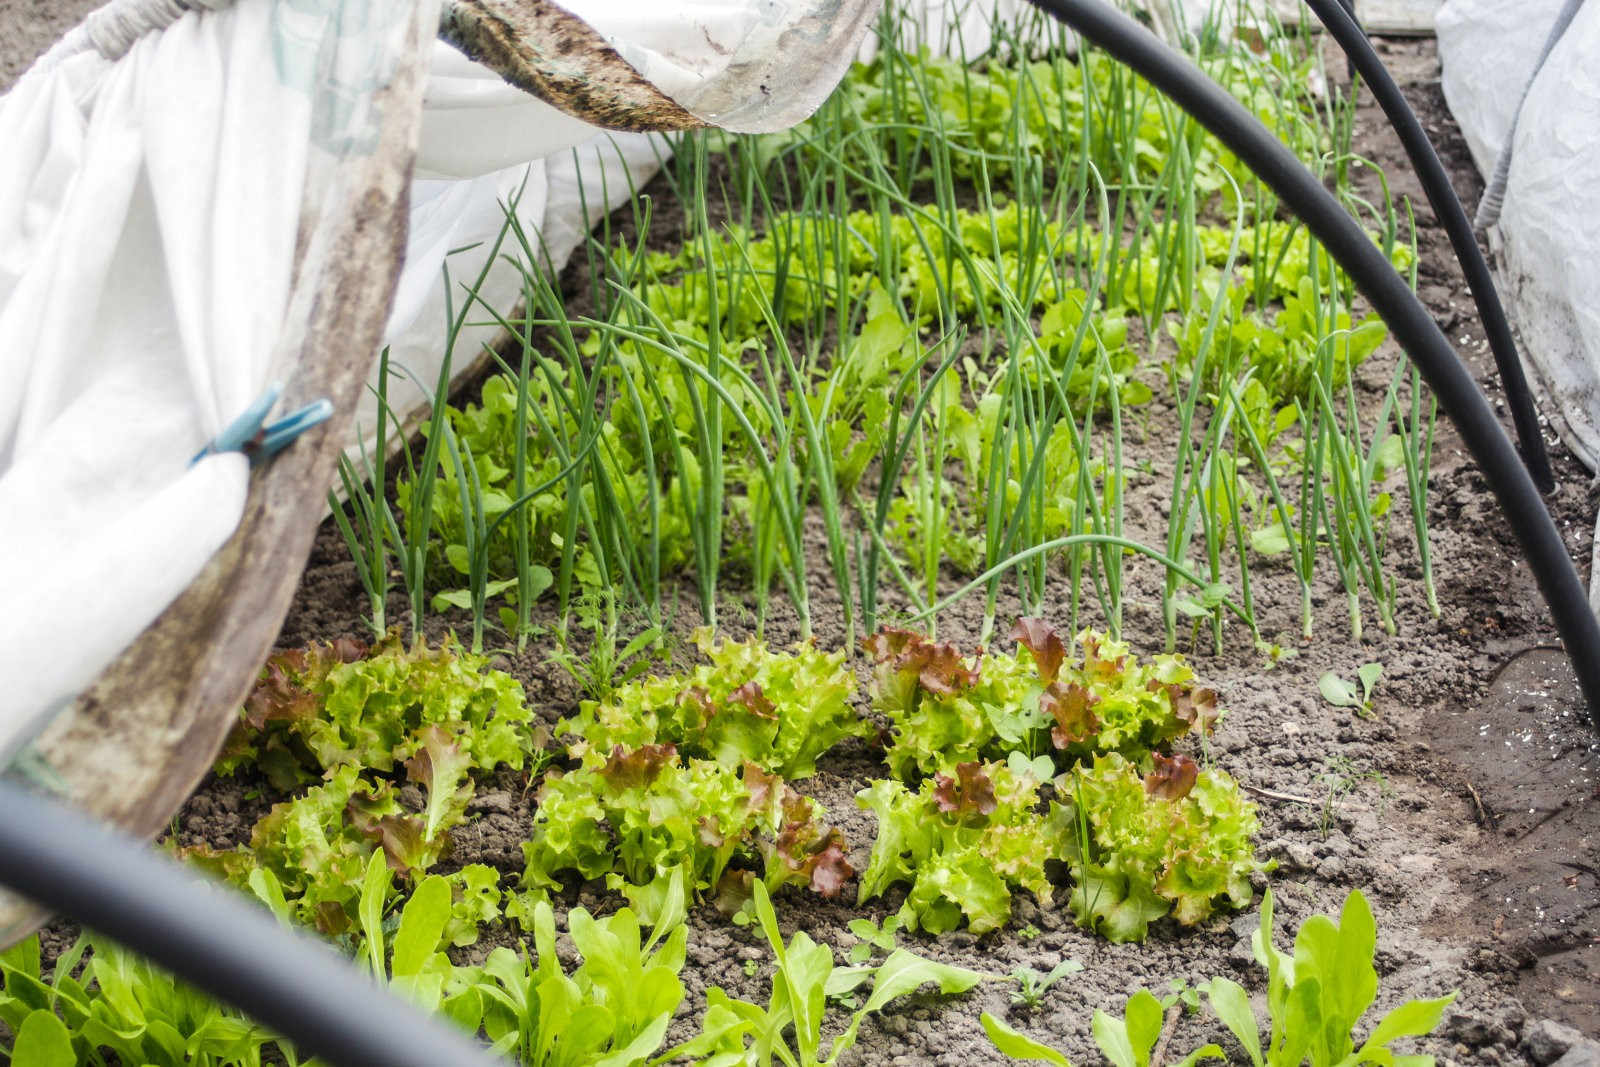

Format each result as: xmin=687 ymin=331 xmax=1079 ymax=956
xmin=981 ymin=1012 xmax=1072 ymax=1066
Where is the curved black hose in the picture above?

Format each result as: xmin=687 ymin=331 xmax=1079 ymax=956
xmin=1304 ymin=0 xmax=1555 ymax=493
xmin=1335 ymin=0 xmax=1357 ymax=82
xmin=1021 ymin=0 xmax=1600 ymax=728
xmin=0 ymin=778 xmax=506 ymax=1067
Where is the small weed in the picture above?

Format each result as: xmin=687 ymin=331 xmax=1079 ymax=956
xmin=1162 ymin=977 xmax=1202 ymax=1013
xmin=1319 ymin=753 xmax=1393 ymax=837
xmin=543 ymin=589 xmax=664 ymax=704
xmin=1318 ymin=662 xmax=1383 ymax=717
xmin=1256 ymin=638 xmax=1299 ymax=669
xmin=846 ymin=915 xmax=902 ymax=964
xmin=1008 ymin=959 xmax=1083 ymax=1010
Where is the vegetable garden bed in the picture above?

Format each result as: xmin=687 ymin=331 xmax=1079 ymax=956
xmin=7 ymin=15 xmax=1599 ymax=1067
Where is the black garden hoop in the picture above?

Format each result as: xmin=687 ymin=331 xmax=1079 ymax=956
xmin=1021 ymin=0 xmax=1600 ymax=727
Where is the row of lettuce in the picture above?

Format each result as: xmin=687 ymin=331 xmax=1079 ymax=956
xmin=0 ymin=880 xmax=1454 ymax=1067
xmin=197 ymin=620 xmax=1263 ymax=948
xmin=0 ymin=624 xmax=1459 ymax=1066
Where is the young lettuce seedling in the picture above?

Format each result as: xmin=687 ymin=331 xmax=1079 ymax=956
xmin=665 ymin=881 xmax=985 ymax=1067
xmin=1318 ymin=662 xmax=1383 ymax=718
xmin=1008 ymin=958 xmax=1084 ymax=1011
xmin=1201 ymin=888 xmax=1455 ymax=1067
xmin=846 ymin=915 xmax=903 ymax=964
xmin=982 ymin=988 xmax=1222 ymax=1067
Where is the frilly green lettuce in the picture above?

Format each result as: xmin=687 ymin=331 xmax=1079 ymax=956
xmin=1059 ymin=753 xmax=1266 ymax=943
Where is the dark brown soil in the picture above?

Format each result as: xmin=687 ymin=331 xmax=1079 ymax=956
xmin=19 ymin=25 xmax=1600 ymax=1066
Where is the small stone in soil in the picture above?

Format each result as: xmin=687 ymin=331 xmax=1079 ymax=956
xmin=1526 ymin=1019 xmax=1588 ymax=1065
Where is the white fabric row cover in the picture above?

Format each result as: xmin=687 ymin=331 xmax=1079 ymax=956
xmin=0 ymin=0 xmax=331 ymax=755
xmin=1436 ymin=0 xmax=1600 ymax=605
xmin=0 ymin=0 xmax=1026 ymax=760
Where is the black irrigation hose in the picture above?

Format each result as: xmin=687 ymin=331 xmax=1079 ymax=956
xmin=1334 ymin=0 xmax=1357 ymax=82
xmin=1303 ymin=0 xmax=1556 ymax=493
xmin=1021 ymin=0 xmax=1600 ymax=728
xmin=0 ymin=778 xmax=507 ymax=1067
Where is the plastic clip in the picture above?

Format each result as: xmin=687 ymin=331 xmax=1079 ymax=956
xmin=191 ymin=383 xmax=333 ymax=467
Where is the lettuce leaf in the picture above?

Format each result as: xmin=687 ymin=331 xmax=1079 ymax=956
xmin=561 ymin=629 xmax=865 ymax=779
xmin=870 ymin=621 xmax=1223 ymax=779
xmin=856 ymin=762 xmax=1057 ymax=934
xmin=1058 ymin=753 xmax=1266 ymax=942
xmin=224 ymin=631 xmax=542 ymax=784
xmin=522 ymin=748 xmax=850 ymax=904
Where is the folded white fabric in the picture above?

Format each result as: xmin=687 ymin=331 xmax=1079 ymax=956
xmin=1438 ymin=0 xmax=1600 ymax=607
xmin=0 ymin=0 xmax=1001 ymax=758
xmin=0 ymin=0 xmax=315 ymax=743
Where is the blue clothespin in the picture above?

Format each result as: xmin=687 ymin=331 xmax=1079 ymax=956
xmin=192 ymin=383 xmax=333 ymax=467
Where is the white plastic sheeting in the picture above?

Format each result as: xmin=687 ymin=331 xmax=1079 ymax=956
xmin=0 ymin=0 xmax=370 ymax=748
xmin=6 ymin=0 xmax=1021 ymax=760
xmin=1437 ymin=0 xmax=1600 ymax=605
xmin=565 ymin=0 xmax=879 ymax=132
xmin=0 ymin=0 xmax=826 ymax=759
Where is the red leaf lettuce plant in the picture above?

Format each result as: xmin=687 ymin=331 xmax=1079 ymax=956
xmin=1061 ymin=752 xmax=1268 ymax=943
xmin=523 ymin=633 xmax=862 ymax=915
xmin=188 ymin=635 xmax=543 ymax=940
xmin=856 ymin=761 xmax=1057 ymax=934
xmin=859 ymin=619 xmax=1263 ymax=941
xmin=560 ymin=629 xmax=868 ymax=778
xmin=866 ymin=621 xmax=1219 ymax=782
